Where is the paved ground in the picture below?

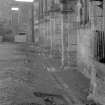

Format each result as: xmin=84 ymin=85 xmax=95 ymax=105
xmin=25 ymin=44 xmax=90 ymax=104
xmin=0 ymin=43 xmax=63 ymax=105
xmin=0 ymin=42 xmax=90 ymax=105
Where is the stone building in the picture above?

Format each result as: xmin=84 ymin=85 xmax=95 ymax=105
xmin=33 ymin=0 xmax=105 ymax=104
xmin=1 ymin=0 xmax=105 ymax=104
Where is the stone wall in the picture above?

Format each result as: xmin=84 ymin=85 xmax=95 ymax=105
xmin=77 ymin=28 xmax=95 ymax=78
xmin=76 ymin=20 xmax=105 ymax=105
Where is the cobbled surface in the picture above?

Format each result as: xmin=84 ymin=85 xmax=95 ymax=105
xmin=0 ymin=43 xmax=64 ymax=105
xmin=0 ymin=43 xmax=90 ymax=105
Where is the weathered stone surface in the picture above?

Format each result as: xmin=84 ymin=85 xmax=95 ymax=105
xmin=0 ymin=43 xmax=64 ymax=105
xmin=77 ymin=28 xmax=94 ymax=77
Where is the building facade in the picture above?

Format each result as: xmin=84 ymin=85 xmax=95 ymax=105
xmin=33 ymin=0 xmax=105 ymax=104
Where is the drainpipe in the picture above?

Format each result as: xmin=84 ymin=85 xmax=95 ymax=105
xmin=31 ymin=1 xmax=35 ymax=43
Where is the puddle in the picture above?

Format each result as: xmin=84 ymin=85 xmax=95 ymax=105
xmin=33 ymin=92 xmax=69 ymax=105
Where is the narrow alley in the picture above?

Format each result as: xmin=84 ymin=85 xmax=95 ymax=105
xmin=0 ymin=0 xmax=105 ymax=105
xmin=0 ymin=43 xmax=90 ymax=105
xmin=0 ymin=43 xmax=64 ymax=105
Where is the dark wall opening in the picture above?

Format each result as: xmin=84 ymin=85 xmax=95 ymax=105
xmin=95 ymin=30 xmax=105 ymax=63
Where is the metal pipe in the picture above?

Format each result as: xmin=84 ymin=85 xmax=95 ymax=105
xmin=50 ymin=15 xmax=53 ymax=55
xmin=31 ymin=1 xmax=35 ymax=43
xmin=103 ymin=32 xmax=105 ymax=58
xmin=61 ymin=13 xmax=64 ymax=66
xmin=102 ymin=32 xmax=104 ymax=58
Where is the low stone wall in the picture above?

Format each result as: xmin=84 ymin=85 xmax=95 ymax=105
xmin=3 ymin=34 xmax=14 ymax=42
xmin=14 ymin=35 xmax=27 ymax=43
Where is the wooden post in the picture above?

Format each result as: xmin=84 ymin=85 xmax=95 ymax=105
xmin=104 ymin=0 xmax=105 ymax=33
xmin=103 ymin=0 xmax=105 ymax=60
